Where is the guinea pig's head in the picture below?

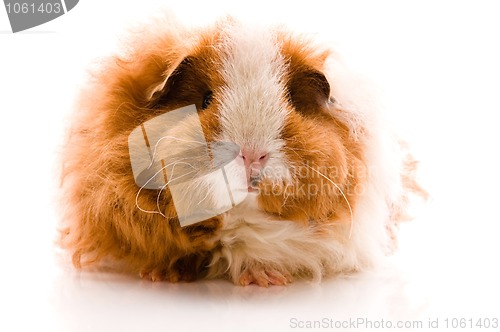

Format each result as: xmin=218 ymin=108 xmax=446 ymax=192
xmin=125 ymin=21 xmax=362 ymax=225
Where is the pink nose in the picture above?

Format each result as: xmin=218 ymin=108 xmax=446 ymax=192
xmin=241 ymin=149 xmax=269 ymax=181
xmin=241 ymin=149 xmax=269 ymax=166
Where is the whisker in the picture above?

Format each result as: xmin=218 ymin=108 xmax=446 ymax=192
xmin=135 ymin=163 xmax=172 ymax=217
xmin=156 ymin=183 xmax=168 ymax=218
xmin=167 ymin=160 xmax=197 ymax=181
xmin=197 ymin=183 xmax=211 ymax=206
xmin=282 ymin=145 xmax=326 ymax=156
xmin=148 ymin=136 xmax=206 ymax=169
xmin=281 ymin=185 xmax=291 ymax=208
xmin=306 ymin=165 xmax=354 ymax=239
xmin=156 ymin=169 xmax=197 ymax=218
xmin=135 ymin=159 xmax=198 ymax=217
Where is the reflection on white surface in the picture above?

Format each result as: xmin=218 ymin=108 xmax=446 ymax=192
xmin=1 ymin=1 xmax=500 ymax=331
xmin=51 ymin=250 xmax=430 ymax=332
xmin=16 ymin=250 xmax=417 ymax=331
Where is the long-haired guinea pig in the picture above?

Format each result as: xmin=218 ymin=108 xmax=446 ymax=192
xmin=60 ymin=17 xmax=424 ymax=286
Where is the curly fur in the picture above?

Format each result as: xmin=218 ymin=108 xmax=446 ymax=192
xmin=59 ymin=16 xmax=424 ymax=286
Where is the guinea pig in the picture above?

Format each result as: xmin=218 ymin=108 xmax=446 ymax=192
xmin=59 ymin=16 xmax=424 ymax=286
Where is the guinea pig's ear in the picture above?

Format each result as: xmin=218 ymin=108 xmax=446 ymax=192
xmin=146 ymin=56 xmax=188 ymax=101
xmin=287 ymin=67 xmax=331 ymax=111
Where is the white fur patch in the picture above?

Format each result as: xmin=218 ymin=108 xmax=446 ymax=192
xmin=206 ymin=25 xmax=404 ymax=283
xmin=217 ymin=25 xmax=290 ymax=184
xmin=208 ymin=178 xmax=390 ymax=282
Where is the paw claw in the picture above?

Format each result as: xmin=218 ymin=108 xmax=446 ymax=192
xmin=237 ymin=266 xmax=292 ymax=287
xmin=238 ymin=270 xmax=253 ymax=286
xmin=140 ymin=268 xmax=180 ymax=283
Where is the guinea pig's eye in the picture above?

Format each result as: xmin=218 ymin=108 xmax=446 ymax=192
xmin=201 ymin=91 xmax=213 ymax=110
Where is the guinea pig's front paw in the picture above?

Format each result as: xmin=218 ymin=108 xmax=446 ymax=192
xmin=139 ymin=252 xmax=212 ymax=282
xmin=140 ymin=267 xmax=182 ymax=283
xmin=237 ymin=266 xmax=293 ymax=287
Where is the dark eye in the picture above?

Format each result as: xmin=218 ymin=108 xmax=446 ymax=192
xmin=201 ymin=91 xmax=213 ymax=110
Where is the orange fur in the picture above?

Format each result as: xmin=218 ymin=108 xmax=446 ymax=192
xmin=60 ymin=19 xmax=226 ymax=281
xmin=59 ymin=17 xmax=422 ymax=285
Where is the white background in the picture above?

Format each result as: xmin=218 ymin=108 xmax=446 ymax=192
xmin=1 ymin=1 xmax=500 ymax=331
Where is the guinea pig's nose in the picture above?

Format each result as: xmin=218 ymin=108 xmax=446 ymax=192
xmin=241 ymin=149 xmax=269 ymax=185
xmin=241 ymin=149 xmax=269 ymax=169
xmin=241 ymin=149 xmax=269 ymax=170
